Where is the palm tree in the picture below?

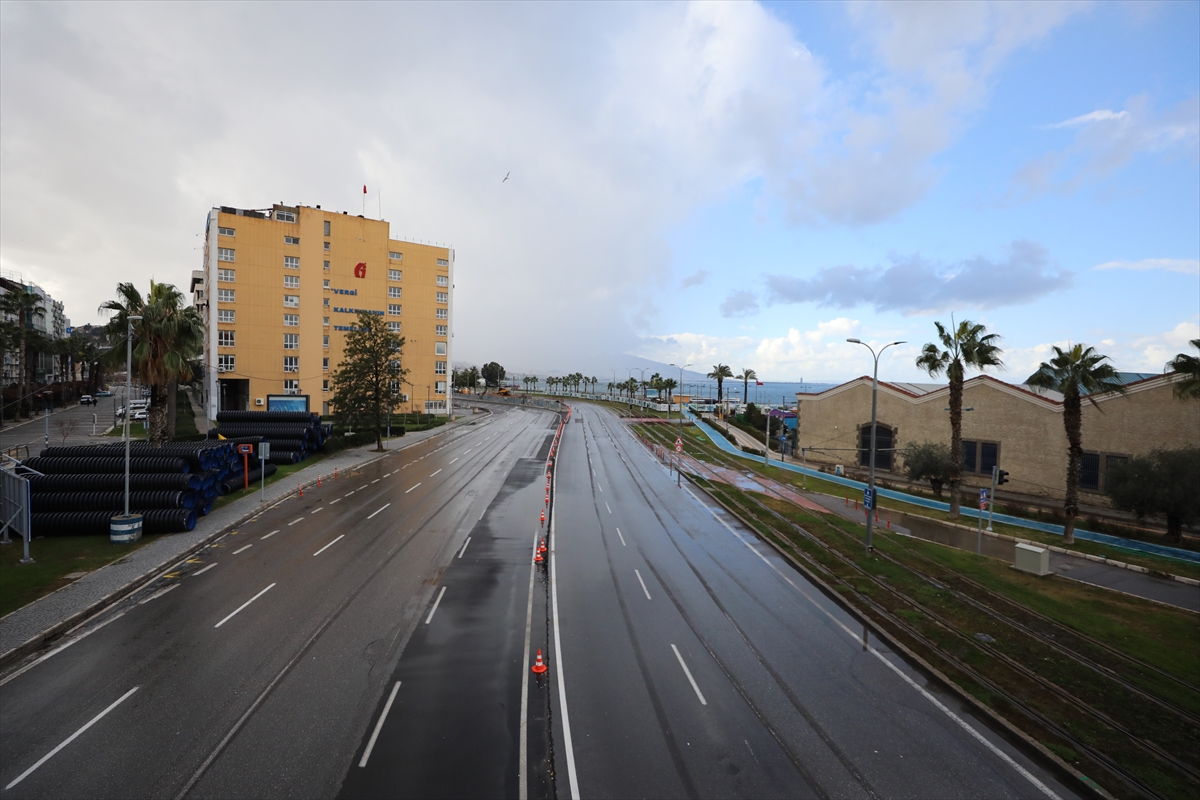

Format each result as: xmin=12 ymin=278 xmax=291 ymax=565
xmin=1026 ymin=344 xmax=1126 ymax=544
xmin=707 ymin=364 xmax=733 ymax=410
xmin=101 ymin=281 xmax=205 ymax=446
xmin=1166 ymin=339 xmax=1200 ymax=400
xmin=736 ymin=368 xmax=757 ymax=405
xmin=0 ymin=286 xmax=46 ymax=421
xmin=661 ymin=377 xmax=677 ymax=403
xmin=916 ymin=319 xmax=1004 ymax=519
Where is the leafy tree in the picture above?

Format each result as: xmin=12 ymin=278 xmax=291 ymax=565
xmin=736 ymin=368 xmax=757 ymax=404
xmin=100 ymin=281 xmax=204 ymax=446
xmin=903 ymin=442 xmax=953 ymax=498
xmin=1105 ymin=448 xmax=1200 ymax=543
xmin=707 ymin=363 xmax=733 ymax=407
xmin=916 ymin=319 xmax=1004 ymax=519
xmin=481 ymin=361 xmax=505 ymax=390
xmin=330 ymin=310 xmax=406 ymax=451
xmin=1026 ymin=344 xmax=1126 ymax=544
xmin=1 ymin=285 xmax=46 ymax=421
xmin=1166 ymin=339 xmax=1200 ymax=400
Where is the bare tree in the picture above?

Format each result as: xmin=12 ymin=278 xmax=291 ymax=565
xmin=55 ymin=417 xmax=80 ymax=444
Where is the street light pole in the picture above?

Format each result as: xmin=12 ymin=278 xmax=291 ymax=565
xmin=124 ymin=316 xmax=143 ymax=518
xmin=847 ymin=338 xmax=905 ymax=555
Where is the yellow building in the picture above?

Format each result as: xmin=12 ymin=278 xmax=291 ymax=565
xmin=192 ymin=203 xmax=453 ymax=426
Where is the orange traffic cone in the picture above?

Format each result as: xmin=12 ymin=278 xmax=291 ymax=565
xmin=534 ymin=549 xmax=544 ymax=564
xmin=299 ymin=483 xmax=304 ymax=497
xmin=334 ymin=468 xmax=338 ymax=481
xmin=538 ymin=538 xmax=547 ymax=554
xmin=545 ymin=492 xmax=550 ymax=504
xmin=540 ymin=509 xmax=545 ymax=527
xmin=317 ymin=474 xmax=322 ymax=487
xmin=531 ymin=649 xmax=547 ymax=674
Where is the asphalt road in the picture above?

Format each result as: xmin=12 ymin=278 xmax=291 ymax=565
xmin=546 ymin=405 xmax=1081 ymax=800
xmin=1 ymin=394 xmax=123 ymax=455
xmin=0 ymin=405 xmax=554 ymax=799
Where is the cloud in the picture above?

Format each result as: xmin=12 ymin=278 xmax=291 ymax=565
xmin=1094 ymin=258 xmax=1199 ymax=275
xmin=720 ymin=290 xmax=760 ymax=317
xmin=680 ymin=269 xmax=710 ymax=288
xmin=1013 ymin=95 xmax=1200 ymax=199
xmin=764 ymin=240 xmax=1071 ymax=315
xmin=1004 ymin=320 xmax=1200 ymax=379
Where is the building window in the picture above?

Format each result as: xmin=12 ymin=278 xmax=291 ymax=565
xmin=425 ymin=400 xmax=447 ymax=411
xmin=284 ymin=256 xmax=300 ymax=269
xmin=437 ymin=258 xmax=449 ymax=266
xmin=218 ymin=330 xmax=235 ymax=347
xmin=436 ymin=308 xmax=448 ymax=320
xmin=323 ymin=279 xmax=330 ymax=288
xmin=284 ymin=236 xmax=300 ymax=245
xmin=435 ymin=325 xmax=447 ymax=336
xmin=323 ymin=297 xmax=330 ymax=307
xmin=858 ymin=424 xmax=894 ymax=471
xmin=284 ymin=295 xmax=299 ymax=308
xmin=389 ymin=251 xmax=403 ymax=261
xmin=435 ymin=381 xmax=447 ymax=394
xmin=218 ymin=288 xmax=236 ymax=303
xmin=963 ymin=441 xmax=977 ymax=473
xmin=284 ymin=275 xmax=299 ymax=289
xmin=323 ymin=220 xmax=331 ymax=236
xmin=284 ymin=379 xmax=300 ymax=394
xmin=284 ymin=356 xmax=299 ymax=373
xmin=218 ymin=309 xmax=235 ymax=323
xmin=435 ymin=342 xmax=447 ymax=356
xmin=323 ymin=260 xmax=330 ymax=271
xmin=388 ymin=322 xmax=401 ymax=333
xmin=436 ymin=292 xmax=448 ymax=304
xmin=218 ymin=226 xmax=235 ymax=237
xmin=324 ymin=241 xmax=330 ymax=251
xmin=323 ymin=357 xmax=329 ymax=370
xmin=1080 ymin=452 xmax=1101 ymax=491
xmin=217 ymin=354 xmax=235 ymax=372
xmin=284 ymin=333 xmax=299 ymax=350
xmin=435 ymin=361 xmax=447 ymax=375
xmin=284 ymin=313 xmax=299 ymax=327
xmin=217 ymin=268 xmax=235 ymax=283
xmin=218 ymin=248 xmax=235 ymax=262
xmin=323 ymin=336 xmax=329 ymax=349
xmin=437 ymin=275 xmax=449 ymax=287
xmin=960 ymin=440 xmax=1002 ymax=475
xmin=276 ymin=210 xmax=296 ymax=223
xmin=323 ymin=379 xmax=330 ymax=392
xmin=323 ymin=316 xmax=330 ymax=326
xmin=388 ymin=269 xmax=402 ymax=281
xmin=388 ymin=304 xmax=401 ymax=316
xmin=388 ymin=286 xmax=401 ymax=299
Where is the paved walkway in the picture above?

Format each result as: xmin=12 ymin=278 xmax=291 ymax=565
xmin=0 ymin=414 xmax=482 ymax=667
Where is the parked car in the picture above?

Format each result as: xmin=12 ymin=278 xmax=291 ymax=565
xmin=132 ymin=409 xmax=149 ymax=421
xmin=95 ymin=390 xmax=113 ymax=397
xmin=79 ymin=395 xmax=95 ymax=406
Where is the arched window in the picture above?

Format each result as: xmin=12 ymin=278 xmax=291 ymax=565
xmin=859 ymin=423 xmax=894 ymax=471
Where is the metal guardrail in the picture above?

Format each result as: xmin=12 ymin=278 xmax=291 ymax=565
xmin=1 ymin=458 xmax=34 ymax=562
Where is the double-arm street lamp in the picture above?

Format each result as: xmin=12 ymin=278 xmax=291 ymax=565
xmin=847 ymin=338 xmax=904 ymax=555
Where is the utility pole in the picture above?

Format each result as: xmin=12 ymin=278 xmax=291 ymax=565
xmin=847 ymin=338 xmax=905 ymax=555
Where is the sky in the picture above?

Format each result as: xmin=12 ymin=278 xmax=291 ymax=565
xmin=1 ymin=1 xmax=1196 ymax=384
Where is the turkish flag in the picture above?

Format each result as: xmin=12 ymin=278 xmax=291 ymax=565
xmin=363 ymin=185 xmax=367 ymax=194
xmin=756 ymin=380 xmax=763 ymax=385
xmin=354 ymin=262 xmax=367 ymax=278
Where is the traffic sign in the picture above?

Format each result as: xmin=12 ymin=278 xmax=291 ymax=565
xmin=65 ymin=326 xmax=73 ymax=334
xmin=979 ymin=488 xmax=988 ymax=509
xmin=237 ymin=444 xmax=254 ymax=454
xmin=675 ymin=437 xmax=683 ymax=453
xmin=863 ymin=487 xmax=874 ymax=510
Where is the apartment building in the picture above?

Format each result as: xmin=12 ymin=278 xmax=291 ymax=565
xmin=192 ymin=203 xmax=453 ymax=425
xmin=1 ymin=273 xmax=69 ymax=383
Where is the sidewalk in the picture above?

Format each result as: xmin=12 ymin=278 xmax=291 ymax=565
xmin=0 ymin=413 xmax=482 ymax=668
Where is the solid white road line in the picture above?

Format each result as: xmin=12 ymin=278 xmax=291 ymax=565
xmin=616 ymin=528 xmax=626 ymax=546
xmin=549 ymin=457 xmax=580 ymax=799
xmin=458 ymin=537 xmax=472 ymax=558
xmin=425 ymin=586 xmax=447 ymax=624
xmin=214 ymin=583 xmax=275 ymax=628
xmin=313 ymin=535 xmax=345 ymax=556
xmin=405 ymin=483 xmax=420 ymax=494
xmin=233 ymin=544 xmax=253 ymax=555
xmin=368 ymin=503 xmax=391 ymax=519
xmin=605 ymin=502 xmax=612 ymax=514
xmin=288 ymin=518 xmax=303 ymax=526
xmin=193 ymin=563 xmax=217 ymax=576
xmin=261 ymin=530 xmax=280 ymax=540
xmin=682 ymin=485 xmax=1062 ymax=800
xmin=4 ymin=686 xmax=140 ymax=790
xmin=359 ymin=681 xmax=402 ymax=768
xmin=671 ymin=644 xmax=707 ymax=705
xmin=634 ymin=569 xmax=652 ymax=600
xmin=0 ymin=611 xmax=127 ymax=688
xmin=139 ymin=584 xmax=179 ymax=604
xmin=430 ymin=469 xmax=442 ymax=477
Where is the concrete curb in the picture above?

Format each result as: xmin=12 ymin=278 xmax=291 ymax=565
xmin=0 ymin=414 xmax=482 ymax=672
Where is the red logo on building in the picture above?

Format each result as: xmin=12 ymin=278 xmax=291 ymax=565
xmin=354 ymin=262 xmax=367 ymax=279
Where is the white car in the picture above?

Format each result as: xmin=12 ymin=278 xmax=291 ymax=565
xmin=132 ymin=409 xmax=149 ymax=421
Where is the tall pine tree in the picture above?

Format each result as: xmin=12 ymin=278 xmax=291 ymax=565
xmin=330 ymin=311 xmax=406 ymax=450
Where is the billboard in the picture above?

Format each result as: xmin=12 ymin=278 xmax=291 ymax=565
xmin=267 ymin=394 xmax=310 ymax=412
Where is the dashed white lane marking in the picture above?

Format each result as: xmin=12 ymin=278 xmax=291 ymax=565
xmin=139 ymin=584 xmax=179 ymax=604
xmin=233 ymin=544 xmax=253 ymax=555
xmin=680 ymin=485 xmax=1062 ymax=800
xmin=672 ymin=645 xmax=707 ymax=705
xmin=616 ymin=528 xmax=626 ymax=546
xmin=215 ymin=583 xmax=276 ymax=628
xmin=458 ymin=537 xmax=472 ymax=558
xmin=605 ymin=502 xmax=612 ymax=514
xmin=193 ymin=563 xmax=217 ymax=576
xmin=371 ymin=479 xmax=380 ymax=484
xmin=405 ymin=483 xmax=421 ymax=494
xmin=597 ymin=484 xmax=603 ymax=493
xmin=430 ymin=469 xmax=442 ymax=477
xmin=359 ymin=681 xmax=402 ymax=768
xmin=345 ymin=491 xmax=356 ymax=497
xmin=634 ymin=569 xmax=652 ymax=600
xmin=288 ymin=518 xmax=303 ymax=526
xmin=261 ymin=530 xmax=280 ymax=540
xmin=330 ymin=498 xmax=341 ymax=505
xmin=368 ymin=503 xmax=391 ymax=519
xmin=311 ymin=507 xmax=323 ymax=514
xmin=313 ymin=534 xmax=345 ymax=556
xmin=450 ymin=457 xmax=459 ymax=464
xmin=425 ymin=586 xmax=447 ymax=624
xmin=4 ymin=686 xmax=140 ymax=790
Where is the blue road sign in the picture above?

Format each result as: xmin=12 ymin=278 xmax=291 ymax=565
xmin=65 ymin=326 xmax=73 ymax=334
xmin=864 ymin=487 xmax=874 ymax=510
xmin=980 ymin=488 xmax=988 ymax=509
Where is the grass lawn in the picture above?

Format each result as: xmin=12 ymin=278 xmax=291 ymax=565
xmin=0 ymin=533 xmax=161 ymax=619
